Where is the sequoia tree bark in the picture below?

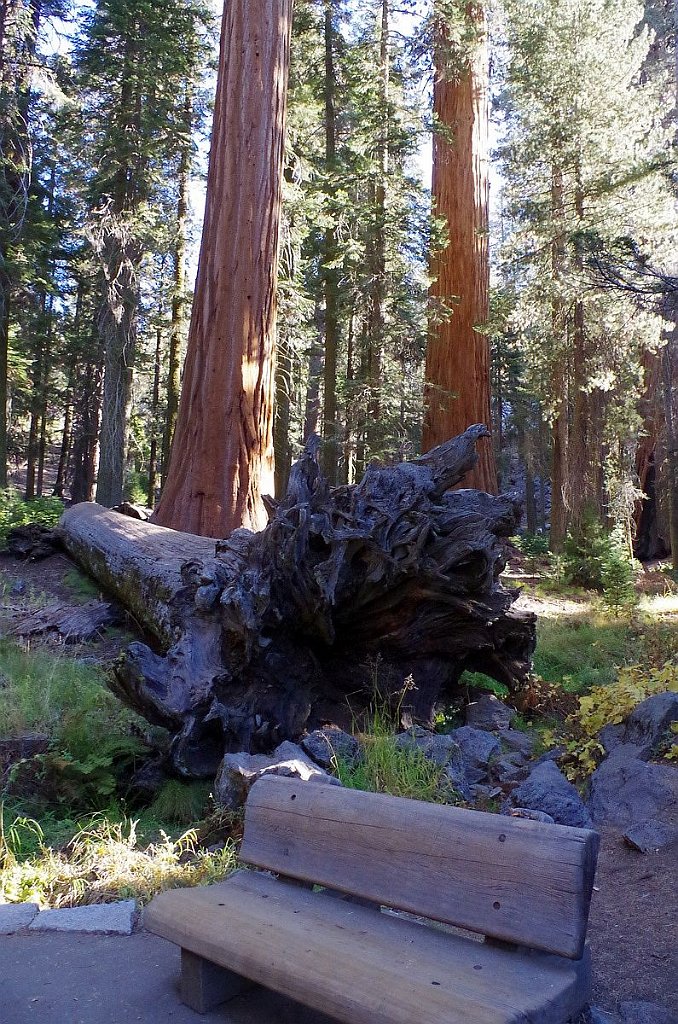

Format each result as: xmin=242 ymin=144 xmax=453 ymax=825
xmin=153 ymin=0 xmax=293 ymax=536
xmin=423 ymin=5 xmax=497 ymax=494
xmin=59 ymin=426 xmax=535 ymax=778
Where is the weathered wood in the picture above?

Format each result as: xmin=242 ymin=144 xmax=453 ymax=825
xmin=180 ymin=949 xmax=252 ymax=1013
xmin=58 ymin=427 xmax=536 ymax=777
xmin=11 ymin=600 xmax=117 ymax=643
xmin=241 ymin=777 xmax=599 ymax=959
xmin=145 ymin=871 xmax=592 ymax=1024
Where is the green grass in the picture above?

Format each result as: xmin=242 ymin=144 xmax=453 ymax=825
xmin=532 ymin=616 xmax=639 ymax=692
xmin=0 ymin=640 xmax=141 ymax=759
xmin=62 ymin=569 xmax=101 ymax=603
xmin=335 ymin=734 xmax=450 ymax=802
xmin=147 ymin=780 xmax=213 ymax=826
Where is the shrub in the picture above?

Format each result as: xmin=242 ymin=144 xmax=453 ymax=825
xmin=554 ymin=661 xmax=678 ymax=780
xmin=0 ymin=491 xmax=64 ymax=546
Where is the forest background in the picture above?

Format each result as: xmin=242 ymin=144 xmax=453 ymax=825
xmin=0 ymin=0 xmax=676 ymax=564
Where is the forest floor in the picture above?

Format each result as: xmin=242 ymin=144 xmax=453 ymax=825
xmin=0 ymin=545 xmax=676 ymax=1017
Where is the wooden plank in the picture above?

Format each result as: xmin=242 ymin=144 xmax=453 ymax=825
xmin=180 ymin=949 xmax=252 ymax=1013
xmin=240 ymin=776 xmax=599 ymax=958
xmin=145 ymin=871 xmax=591 ymax=1024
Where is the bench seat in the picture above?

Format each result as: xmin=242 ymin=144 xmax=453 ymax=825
xmin=145 ymin=869 xmax=591 ymax=1024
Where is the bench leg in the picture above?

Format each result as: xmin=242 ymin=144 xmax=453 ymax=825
xmin=180 ymin=948 xmax=251 ymax=1013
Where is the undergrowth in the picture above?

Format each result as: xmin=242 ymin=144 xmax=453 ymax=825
xmin=0 ymin=811 xmax=237 ymax=908
xmin=334 ymin=673 xmax=453 ymax=802
xmin=0 ymin=491 xmax=64 ymax=546
xmin=546 ymin=661 xmax=678 ymax=780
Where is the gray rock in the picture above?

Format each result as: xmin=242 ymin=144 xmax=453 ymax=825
xmin=465 ymin=694 xmax=516 ymax=732
xmin=619 ymin=1002 xmax=678 ymax=1024
xmin=623 ymin=692 xmax=678 ymax=758
xmin=598 ymin=723 xmax=625 ymax=755
xmin=301 ymin=728 xmax=360 ymax=771
xmin=29 ymin=900 xmax=137 ymax=935
xmin=622 ymin=819 xmax=678 ymax=853
xmin=585 ymin=1008 xmax=621 ymax=1024
xmin=511 ymin=760 xmax=593 ymax=828
xmin=0 ymin=902 xmax=39 ymax=934
xmin=499 ymin=728 xmax=536 ymax=756
xmin=588 ymin=752 xmax=678 ymax=827
xmin=494 ymin=756 xmax=529 ymax=784
xmin=395 ymin=728 xmax=471 ymax=799
xmin=214 ymin=741 xmax=338 ymax=810
xmin=449 ymin=726 xmax=501 ymax=769
xmin=504 ymin=807 xmax=556 ymax=825
xmin=470 ymin=784 xmax=502 ymax=804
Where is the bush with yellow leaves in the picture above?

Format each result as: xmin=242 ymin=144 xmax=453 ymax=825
xmin=552 ymin=662 xmax=678 ymax=781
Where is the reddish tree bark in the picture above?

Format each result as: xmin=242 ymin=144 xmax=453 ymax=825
xmin=153 ymin=0 xmax=293 ymax=536
xmin=423 ymin=5 xmax=497 ymax=494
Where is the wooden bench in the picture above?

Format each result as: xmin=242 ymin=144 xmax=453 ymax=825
xmin=145 ymin=775 xmax=599 ymax=1024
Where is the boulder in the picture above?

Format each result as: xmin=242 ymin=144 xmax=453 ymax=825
xmin=623 ymin=692 xmax=678 ymax=758
xmin=510 ymin=760 xmax=593 ymax=827
xmin=465 ymin=694 xmax=516 ymax=732
xmin=395 ymin=727 xmax=471 ymax=799
xmin=622 ymin=819 xmax=678 ymax=854
xmin=214 ymin=741 xmax=339 ymax=810
xmin=588 ymin=751 xmax=678 ymax=827
xmin=619 ymin=1002 xmax=678 ymax=1024
xmin=448 ymin=726 xmax=501 ymax=771
xmin=598 ymin=723 xmax=625 ymax=755
xmin=301 ymin=728 xmax=360 ymax=771
xmin=499 ymin=728 xmax=536 ymax=756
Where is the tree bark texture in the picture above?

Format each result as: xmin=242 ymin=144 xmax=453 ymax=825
xmin=423 ymin=7 xmax=497 ymax=494
xmin=153 ymin=0 xmax=293 ymax=536
xmin=59 ymin=426 xmax=536 ymax=779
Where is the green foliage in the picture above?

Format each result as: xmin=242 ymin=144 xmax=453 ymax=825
xmin=458 ymin=670 xmax=510 ymax=698
xmin=601 ymin=548 xmax=638 ymax=616
xmin=147 ymin=780 xmax=212 ymax=826
xmin=0 ymin=491 xmax=64 ymax=546
xmin=514 ymin=532 xmax=550 ymax=558
xmin=556 ymin=662 xmax=678 ymax=780
xmin=0 ymin=640 xmax=150 ymax=810
xmin=562 ymin=515 xmax=613 ymax=589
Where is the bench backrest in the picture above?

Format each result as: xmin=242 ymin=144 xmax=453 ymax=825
xmin=240 ymin=776 xmax=599 ymax=960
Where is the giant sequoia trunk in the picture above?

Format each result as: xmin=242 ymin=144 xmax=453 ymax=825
xmin=423 ymin=7 xmax=497 ymax=494
xmin=153 ymin=0 xmax=293 ymax=535
xmin=59 ymin=426 xmax=535 ymax=778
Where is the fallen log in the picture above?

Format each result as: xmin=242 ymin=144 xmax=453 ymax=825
xmin=58 ymin=426 xmax=536 ymax=777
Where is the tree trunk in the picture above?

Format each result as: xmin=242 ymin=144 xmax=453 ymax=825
xmin=549 ymin=164 xmax=568 ymax=551
xmin=161 ymin=87 xmax=191 ymax=487
xmin=423 ymin=6 xmax=496 ymax=493
xmin=148 ymin=322 xmax=162 ymax=508
xmin=53 ymin=397 xmax=72 ymax=499
xmin=59 ymin=425 xmax=535 ymax=778
xmin=661 ymin=313 xmax=678 ymax=569
xmin=153 ymin=0 xmax=293 ymax=536
xmin=321 ymin=0 xmax=339 ymax=484
xmin=273 ymin=335 xmax=292 ymax=499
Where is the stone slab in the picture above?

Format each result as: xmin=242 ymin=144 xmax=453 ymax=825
xmin=29 ymin=900 xmax=137 ymax=935
xmin=0 ymin=902 xmax=39 ymax=934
